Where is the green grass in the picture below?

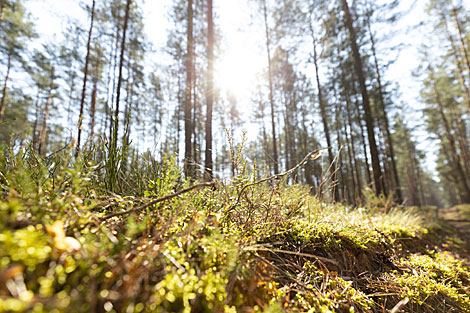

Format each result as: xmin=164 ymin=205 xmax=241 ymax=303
xmin=0 ymin=144 xmax=469 ymax=312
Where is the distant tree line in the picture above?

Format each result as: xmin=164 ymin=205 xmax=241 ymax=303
xmin=0 ymin=0 xmax=469 ymax=207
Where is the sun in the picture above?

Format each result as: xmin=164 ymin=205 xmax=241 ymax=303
xmin=214 ymin=45 xmax=265 ymax=102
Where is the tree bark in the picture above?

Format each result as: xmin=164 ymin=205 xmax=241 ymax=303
xmin=341 ymin=0 xmax=384 ymax=196
xmin=89 ymin=71 xmax=98 ymax=141
xmin=204 ymin=0 xmax=214 ymax=181
xmin=451 ymin=7 xmax=470 ymax=84
xmin=430 ymin=66 xmax=470 ymax=202
xmin=38 ymin=71 xmax=54 ymax=156
xmin=111 ymin=0 xmax=131 ymax=154
xmin=76 ymin=0 xmax=96 ymax=155
xmin=109 ymin=23 xmax=121 ymax=141
xmin=184 ymin=0 xmax=194 ymax=178
xmin=0 ymin=52 xmax=11 ymax=122
xmin=308 ymin=11 xmax=339 ymax=201
xmin=367 ymin=16 xmax=402 ymax=202
xmin=262 ymin=0 xmax=279 ymax=174
xmin=442 ymin=14 xmax=470 ymax=112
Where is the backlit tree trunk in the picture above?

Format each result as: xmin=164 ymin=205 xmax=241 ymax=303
xmin=0 ymin=52 xmax=11 ymax=122
xmin=204 ymin=0 xmax=214 ymax=181
xmin=184 ymin=0 xmax=194 ymax=178
xmin=341 ymin=0 xmax=385 ymax=196
xmin=76 ymin=0 xmax=96 ymax=155
xmin=262 ymin=0 xmax=279 ymax=174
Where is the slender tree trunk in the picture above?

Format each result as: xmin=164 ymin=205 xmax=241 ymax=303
xmin=345 ymin=95 xmax=362 ymax=204
xmin=102 ymin=25 xmax=118 ymax=137
xmin=67 ymin=66 xmax=77 ymax=133
xmin=353 ymin=88 xmax=372 ymax=185
xmin=284 ymin=111 xmax=290 ymax=173
xmin=346 ymin=99 xmax=362 ymax=200
xmin=192 ymin=83 xmax=199 ymax=179
xmin=109 ymin=23 xmax=120 ymax=141
xmin=309 ymin=11 xmax=338 ymax=201
xmin=406 ymin=137 xmax=421 ymax=207
xmin=450 ymin=107 xmax=470 ymax=175
xmin=122 ymin=59 xmax=133 ymax=149
xmin=301 ymin=113 xmax=315 ymax=189
xmin=76 ymin=0 xmax=96 ymax=155
xmin=367 ymin=17 xmax=402 ymax=202
xmin=184 ymin=0 xmax=194 ymax=178
xmin=334 ymin=114 xmax=346 ymax=203
xmin=89 ymin=73 xmax=98 ymax=141
xmin=32 ymin=88 xmax=40 ymax=151
xmin=111 ymin=0 xmax=131 ymax=154
xmin=442 ymin=15 xmax=470 ymax=112
xmin=289 ymin=96 xmax=296 ymax=175
xmin=262 ymin=0 xmax=279 ymax=174
xmin=0 ymin=52 xmax=11 ymax=122
xmin=341 ymin=0 xmax=384 ymax=196
xmin=431 ymin=66 xmax=470 ymax=202
xmin=343 ymin=120 xmax=357 ymax=204
xmin=451 ymin=7 xmax=470 ymax=84
xmin=39 ymin=76 xmax=54 ymax=156
xmin=204 ymin=0 xmax=214 ymax=181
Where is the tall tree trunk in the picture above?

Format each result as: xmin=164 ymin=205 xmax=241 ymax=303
xmin=90 ymin=47 xmax=102 ymax=142
xmin=262 ymin=0 xmax=279 ymax=174
xmin=430 ymin=66 xmax=470 ymax=202
xmin=76 ymin=0 xmax=96 ymax=155
xmin=284 ymin=111 xmax=290 ymax=173
xmin=192 ymin=83 xmax=199 ymax=179
xmin=67 ymin=65 xmax=77 ymax=134
xmin=102 ymin=24 xmax=118 ymax=136
xmin=108 ymin=23 xmax=121 ymax=141
xmin=32 ymin=88 xmax=40 ymax=152
xmin=343 ymin=120 xmax=357 ymax=204
xmin=341 ymin=0 xmax=384 ymax=196
xmin=111 ymin=0 xmax=131 ymax=154
xmin=0 ymin=52 xmax=11 ymax=122
xmin=354 ymin=97 xmax=372 ymax=186
xmin=89 ymin=72 xmax=98 ymax=141
xmin=442 ymin=14 xmax=470 ymax=112
xmin=451 ymin=6 xmax=470 ymax=84
xmin=344 ymin=95 xmax=362 ymax=204
xmin=367 ymin=17 xmax=402 ymax=202
xmin=309 ymin=10 xmax=338 ymax=201
xmin=301 ymin=113 xmax=315 ymax=190
xmin=184 ymin=0 xmax=194 ymax=178
xmin=39 ymin=75 xmax=54 ymax=156
xmin=204 ymin=0 xmax=214 ymax=181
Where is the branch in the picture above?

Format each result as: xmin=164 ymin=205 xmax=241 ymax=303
xmin=101 ymin=182 xmax=216 ymax=221
xmin=229 ymin=149 xmax=326 ymax=214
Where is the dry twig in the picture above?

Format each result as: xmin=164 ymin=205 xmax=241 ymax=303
xmin=101 ymin=181 xmax=216 ymax=221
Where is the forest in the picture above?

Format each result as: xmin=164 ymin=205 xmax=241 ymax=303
xmin=1 ymin=0 xmax=470 ymax=312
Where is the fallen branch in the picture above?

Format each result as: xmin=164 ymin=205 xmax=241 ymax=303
xmin=389 ymin=297 xmax=409 ymax=313
xmin=245 ymin=246 xmax=338 ymax=265
xmin=101 ymin=181 xmax=216 ymax=221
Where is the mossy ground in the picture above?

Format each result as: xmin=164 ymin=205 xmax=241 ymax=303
xmin=0 ymin=146 xmax=469 ymax=312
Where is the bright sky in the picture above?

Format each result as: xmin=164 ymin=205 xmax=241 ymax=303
xmin=26 ymin=0 xmax=436 ymax=171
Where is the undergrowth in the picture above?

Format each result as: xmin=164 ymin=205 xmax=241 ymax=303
xmin=0 ymin=143 xmax=469 ymax=312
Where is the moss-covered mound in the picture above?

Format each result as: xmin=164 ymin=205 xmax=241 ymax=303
xmin=0 ymin=148 xmax=469 ymax=312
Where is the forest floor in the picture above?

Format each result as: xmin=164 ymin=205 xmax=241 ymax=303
xmin=438 ymin=206 xmax=470 ymax=258
xmin=1 ymin=148 xmax=470 ymax=312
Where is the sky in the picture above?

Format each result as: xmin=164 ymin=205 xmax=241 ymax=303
xmin=26 ymin=0 xmax=437 ymax=172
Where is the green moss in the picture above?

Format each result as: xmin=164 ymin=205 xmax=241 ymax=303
xmin=1 ymin=147 xmax=469 ymax=312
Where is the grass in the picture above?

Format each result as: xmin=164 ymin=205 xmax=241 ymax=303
xmin=0 ymin=143 xmax=469 ymax=312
